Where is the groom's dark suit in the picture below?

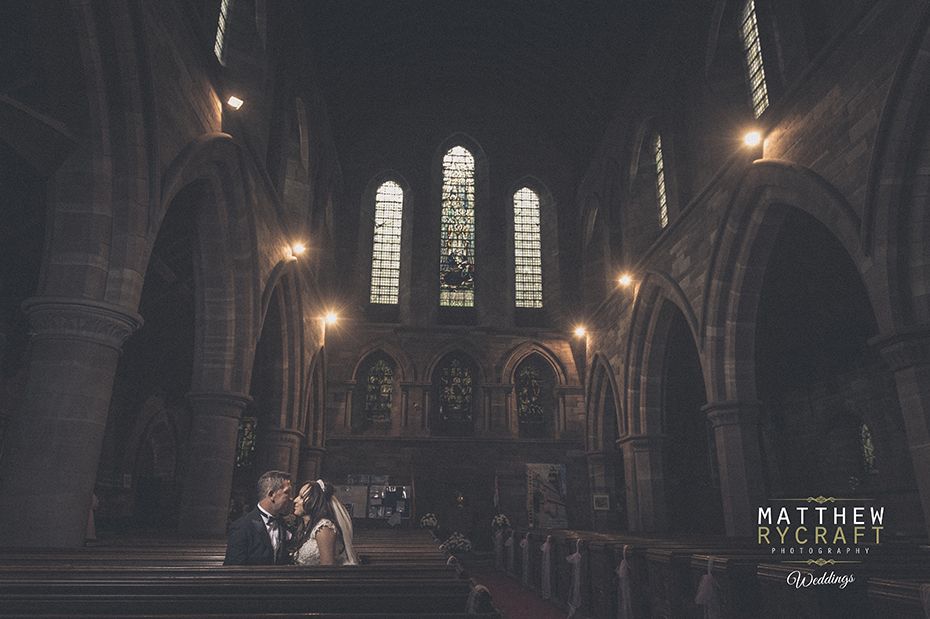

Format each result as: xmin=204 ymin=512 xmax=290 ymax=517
xmin=223 ymin=507 xmax=284 ymax=565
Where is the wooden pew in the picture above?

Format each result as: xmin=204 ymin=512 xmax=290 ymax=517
xmin=0 ymin=528 xmax=500 ymax=617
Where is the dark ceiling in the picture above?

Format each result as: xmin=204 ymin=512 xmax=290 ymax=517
xmin=302 ymin=0 xmax=664 ymax=199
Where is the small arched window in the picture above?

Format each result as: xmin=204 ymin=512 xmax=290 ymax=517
xmin=653 ymin=134 xmax=668 ymax=228
xmin=440 ymin=147 xmax=475 ymax=307
xmin=364 ymin=358 xmax=393 ymax=422
xmin=370 ymin=181 xmax=403 ymax=305
xmin=515 ymin=354 xmax=555 ymax=438
xmin=214 ymin=0 xmax=231 ymax=64
xmin=740 ymin=0 xmax=769 ymax=117
xmin=514 ymin=187 xmax=542 ymax=308
xmin=433 ymin=353 xmax=477 ymax=436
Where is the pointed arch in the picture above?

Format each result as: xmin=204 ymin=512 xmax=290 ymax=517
xmin=701 ymin=160 xmax=864 ymax=403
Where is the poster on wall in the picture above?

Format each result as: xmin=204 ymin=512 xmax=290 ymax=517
xmin=526 ymin=463 xmax=568 ymax=528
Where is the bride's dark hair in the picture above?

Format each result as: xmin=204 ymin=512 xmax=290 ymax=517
xmin=290 ymin=480 xmax=341 ymax=553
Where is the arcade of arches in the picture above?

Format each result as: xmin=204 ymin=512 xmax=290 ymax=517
xmin=1 ymin=0 xmax=929 ymax=562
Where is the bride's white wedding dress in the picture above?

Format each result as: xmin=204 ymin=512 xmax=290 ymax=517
xmin=292 ymin=519 xmax=350 ymax=565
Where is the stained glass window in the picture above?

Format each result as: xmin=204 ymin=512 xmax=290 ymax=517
xmin=740 ymin=0 xmax=769 ymax=118
xmin=654 ymin=135 xmax=668 ymax=228
xmin=370 ymin=181 xmax=403 ymax=304
xmin=365 ymin=359 xmax=393 ymax=422
xmin=440 ymin=146 xmax=475 ymax=307
xmin=235 ymin=416 xmax=256 ymax=468
xmin=214 ymin=0 xmax=230 ymax=64
xmin=514 ymin=188 xmax=542 ymax=308
xmin=516 ymin=363 xmax=544 ymax=426
xmin=438 ymin=357 xmax=473 ymax=423
xmin=515 ymin=355 xmax=554 ymax=438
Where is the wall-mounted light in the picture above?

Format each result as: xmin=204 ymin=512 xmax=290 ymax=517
xmin=744 ymin=131 xmax=762 ymax=147
xmin=292 ymin=243 xmax=306 ymax=257
xmin=227 ymin=96 xmax=244 ymax=110
xmin=325 ymin=312 xmax=338 ymax=325
xmin=618 ymin=274 xmax=632 ymax=287
xmin=574 ymin=326 xmax=586 ymax=337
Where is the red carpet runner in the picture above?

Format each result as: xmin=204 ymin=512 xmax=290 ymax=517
xmin=469 ymin=571 xmax=569 ymax=619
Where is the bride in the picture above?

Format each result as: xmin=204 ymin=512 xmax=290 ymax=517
xmin=289 ymin=480 xmax=358 ymax=565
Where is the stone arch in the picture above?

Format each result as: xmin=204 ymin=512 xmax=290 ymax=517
xmin=499 ymin=342 xmax=566 ymax=438
xmin=624 ymin=270 xmax=701 ymax=436
xmin=702 ymin=160 xmax=863 ymax=404
xmin=585 ymin=354 xmax=622 ymax=452
xmin=160 ymin=134 xmax=263 ymax=396
xmin=352 ymin=341 xmax=414 ymax=383
xmin=425 ymin=346 xmax=488 ymax=437
xmin=863 ymin=6 xmax=930 ymax=328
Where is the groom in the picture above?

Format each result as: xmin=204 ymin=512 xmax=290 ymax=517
xmin=224 ymin=470 xmax=294 ymax=565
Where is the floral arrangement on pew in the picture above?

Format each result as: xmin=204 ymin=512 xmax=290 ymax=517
xmin=419 ymin=513 xmax=438 ymax=529
xmin=491 ymin=513 xmax=510 ymax=532
xmin=440 ymin=531 xmax=473 ymax=555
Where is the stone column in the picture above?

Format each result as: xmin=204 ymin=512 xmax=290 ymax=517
xmin=259 ymin=426 xmax=303 ymax=479
xmin=297 ymin=445 xmax=325 ymax=484
xmin=178 ymin=391 xmax=251 ymax=537
xmin=616 ymin=434 xmax=667 ymax=532
xmin=703 ymin=400 xmax=765 ymax=536
xmin=0 ymin=297 xmax=142 ymax=548
xmin=872 ymin=326 xmax=930 ymax=535
xmin=587 ymin=451 xmax=609 ymax=532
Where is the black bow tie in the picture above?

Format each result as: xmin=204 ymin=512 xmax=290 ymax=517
xmin=265 ymin=515 xmax=282 ymax=527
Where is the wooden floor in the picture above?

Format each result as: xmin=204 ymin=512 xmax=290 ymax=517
xmin=0 ymin=528 xmax=501 ymax=618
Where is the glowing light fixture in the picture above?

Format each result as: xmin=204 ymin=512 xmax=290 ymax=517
xmin=574 ymin=326 xmax=586 ymax=337
xmin=292 ymin=243 xmax=306 ymax=256
xmin=227 ymin=96 xmax=244 ymax=110
xmin=325 ymin=312 xmax=338 ymax=325
xmin=618 ymin=274 xmax=632 ymax=287
xmin=744 ymin=131 xmax=762 ymax=147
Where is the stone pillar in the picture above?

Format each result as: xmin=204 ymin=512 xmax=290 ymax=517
xmin=616 ymin=434 xmax=667 ymax=532
xmin=259 ymin=426 xmax=303 ymax=479
xmin=178 ymin=391 xmax=251 ymax=537
xmin=297 ymin=446 xmax=325 ymax=484
xmin=703 ymin=400 xmax=765 ymax=536
xmin=872 ymin=326 xmax=930 ymax=535
xmin=587 ymin=451 xmax=609 ymax=532
xmin=0 ymin=297 xmax=142 ymax=548
xmin=482 ymin=383 xmax=512 ymax=436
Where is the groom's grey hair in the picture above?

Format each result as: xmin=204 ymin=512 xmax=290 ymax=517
xmin=256 ymin=470 xmax=291 ymax=499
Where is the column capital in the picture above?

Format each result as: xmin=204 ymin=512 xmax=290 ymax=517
xmin=870 ymin=325 xmax=930 ymax=372
xmin=185 ymin=391 xmax=252 ymax=419
xmin=615 ymin=433 xmax=665 ymax=450
xmin=702 ymin=400 xmax=761 ymax=428
xmin=22 ymin=296 xmax=143 ymax=351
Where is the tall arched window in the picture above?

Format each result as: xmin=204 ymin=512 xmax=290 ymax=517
xmin=653 ymin=134 xmax=668 ymax=228
xmin=741 ymin=0 xmax=769 ymax=117
xmin=214 ymin=0 xmax=231 ymax=64
xmin=370 ymin=181 xmax=403 ymax=304
xmin=514 ymin=187 xmax=542 ymax=308
xmin=440 ymin=146 xmax=475 ymax=307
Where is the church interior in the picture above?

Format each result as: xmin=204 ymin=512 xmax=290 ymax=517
xmin=1 ymin=0 xmax=930 ymax=617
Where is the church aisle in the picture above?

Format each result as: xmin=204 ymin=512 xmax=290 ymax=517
xmin=468 ymin=570 xmax=569 ymax=619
